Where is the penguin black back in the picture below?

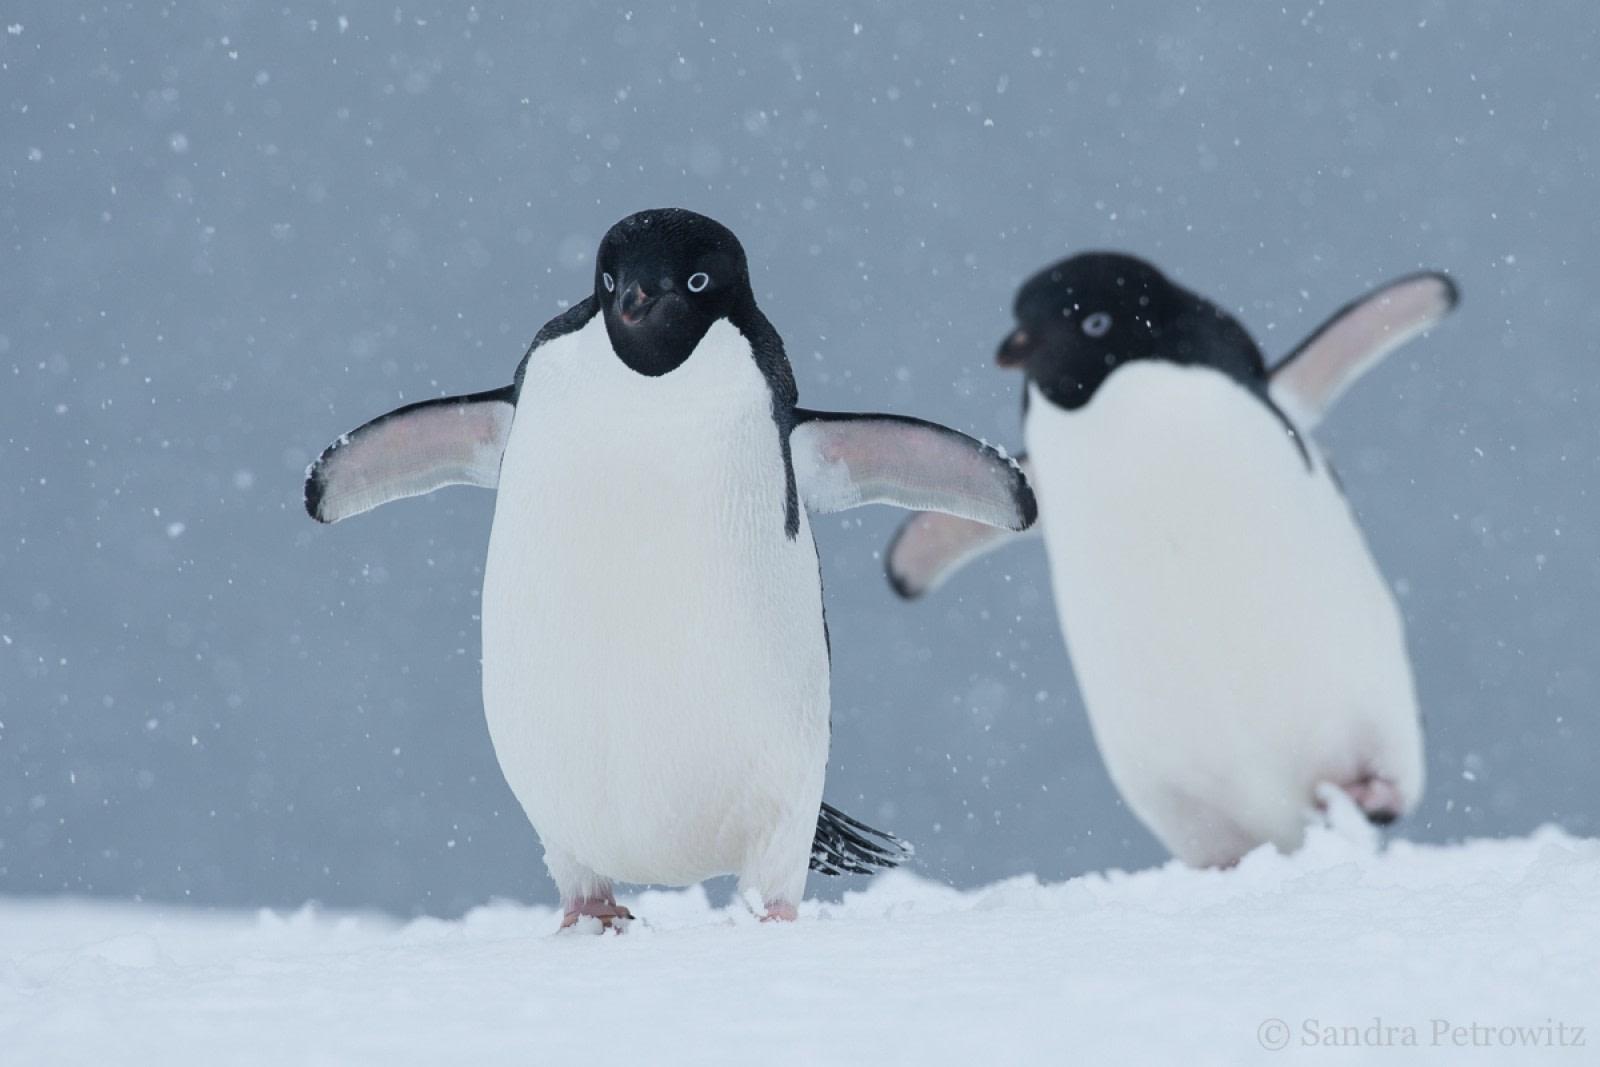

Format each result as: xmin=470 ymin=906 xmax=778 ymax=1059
xmin=997 ymin=252 xmax=1266 ymax=411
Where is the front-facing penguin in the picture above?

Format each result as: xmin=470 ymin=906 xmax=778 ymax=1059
xmin=305 ymin=209 xmax=1036 ymax=927
xmin=886 ymin=253 xmax=1456 ymax=867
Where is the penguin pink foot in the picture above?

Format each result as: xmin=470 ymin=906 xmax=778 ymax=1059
xmin=1340 ymin=775 xmax=1405 ymax=826
xmin=560 ymin=895 xmax=635 ymax=933
xmin=760 ymin=902 xmax=798 ymax=922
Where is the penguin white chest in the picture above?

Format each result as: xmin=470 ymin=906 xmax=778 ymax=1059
xmin=1025 ymin=365 xmax=1422 ymax=863
xmin=480 ymin=317 xmax=829 ymax=888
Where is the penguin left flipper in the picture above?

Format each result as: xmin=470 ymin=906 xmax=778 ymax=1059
xmin=1268 ymin=271 xmax=1458 ymax=430
xmin=883 ymin=457 xmax=1040 ymax=599
xmin=304 ymin=386 xmax=516 ymax=524
xmin=790 ymin=410 xmax=1037 ymax=531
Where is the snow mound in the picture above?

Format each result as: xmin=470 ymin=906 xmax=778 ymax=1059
xmin=3 ymin=827 xmax=1596 ymax=1065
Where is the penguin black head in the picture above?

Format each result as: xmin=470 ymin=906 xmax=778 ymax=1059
xmin=594 ymin=208 xmax=754 ymax=377
xmin=997 ymin=252 xmax=1266 ymax=409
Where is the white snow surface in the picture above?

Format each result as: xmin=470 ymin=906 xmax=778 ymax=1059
xmin=3 ymin=827 xmax=1596 ymax=1066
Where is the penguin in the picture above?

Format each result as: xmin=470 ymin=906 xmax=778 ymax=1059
xmin=305 ymin=208 xmax=1037 ymax=928
xmin=885 ymin=252 xmax=1457 ymax=868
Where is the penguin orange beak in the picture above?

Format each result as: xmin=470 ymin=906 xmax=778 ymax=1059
xmin=996 ymin=327 xmax=1033 ymax=368
xmin=618 ymin=280 xmax=658 ymax=327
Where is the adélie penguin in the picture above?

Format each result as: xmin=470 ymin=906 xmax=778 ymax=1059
xmin=886 ymin=253 xmax=1456 ymax=867
xmin=305 ymin=209 xmax=1037 ymax=927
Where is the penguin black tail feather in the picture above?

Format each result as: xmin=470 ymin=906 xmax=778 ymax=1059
xmin=810 ymin=802 xmax=913 ymax=876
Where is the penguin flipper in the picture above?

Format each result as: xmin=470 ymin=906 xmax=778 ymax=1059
xmin=1268 ymin=271 xmax=1458 ymax=430
xmin=790 ymin=410 xmax=1037 ymax=531
xmin=304 ymin=386 xmax=516 ymax=524
xmin=885 ymin=462 xmax=1041 ymax=599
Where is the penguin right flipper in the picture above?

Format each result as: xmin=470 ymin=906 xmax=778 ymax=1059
xmin=885 ymin=457 xmax=1041 ymax=599
xmin=790 ymin=410 xmax=1038 ymax=531
xmin=1269 ymin=271 xmax=1458 ymax=430
xmin=305 ymin=386 xmax=516 ymax=524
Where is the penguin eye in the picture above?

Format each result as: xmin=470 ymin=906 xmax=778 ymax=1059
xmin=687 ymin=271 xmax=710 ymax=294
xmin=1082 ymin=311 xmax=1113 ymax=338
xmin=602 ymin=272 xmax=615 ymax=293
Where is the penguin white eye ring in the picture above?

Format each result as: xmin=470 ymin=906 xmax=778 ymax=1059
xmin=602 ymin=272 xmax=616 ymax=293
xmin=1082 ymin=311 xmax=1113 ymax=337
xmin=687 ymin=271 xmax=710 ymax=293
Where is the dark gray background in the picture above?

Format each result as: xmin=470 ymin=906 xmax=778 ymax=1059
xmin=3 ymin=1 xmax=1595 ymax=915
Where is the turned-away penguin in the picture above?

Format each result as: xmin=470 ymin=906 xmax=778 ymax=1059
xmin=305 ymin=209 xmax=1037 ymax=927
xmin=887 ymin=253 xmax=1456 ymax=867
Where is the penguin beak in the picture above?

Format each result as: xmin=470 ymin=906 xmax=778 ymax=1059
xmin=617 ymin=280 xmax=658 ymax=327
xmin=996 ymin=327 xmax=1034 ymax=368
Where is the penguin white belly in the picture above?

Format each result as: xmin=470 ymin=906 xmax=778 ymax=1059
xmin=481 ymin=318 xmax=829 ymax=891
xmin=1025 ymin=366 xmax=1423 ymax=865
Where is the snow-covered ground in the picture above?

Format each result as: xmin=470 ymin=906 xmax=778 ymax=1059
xmin=3 ymin=827 xmax=1595 ymax=1066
